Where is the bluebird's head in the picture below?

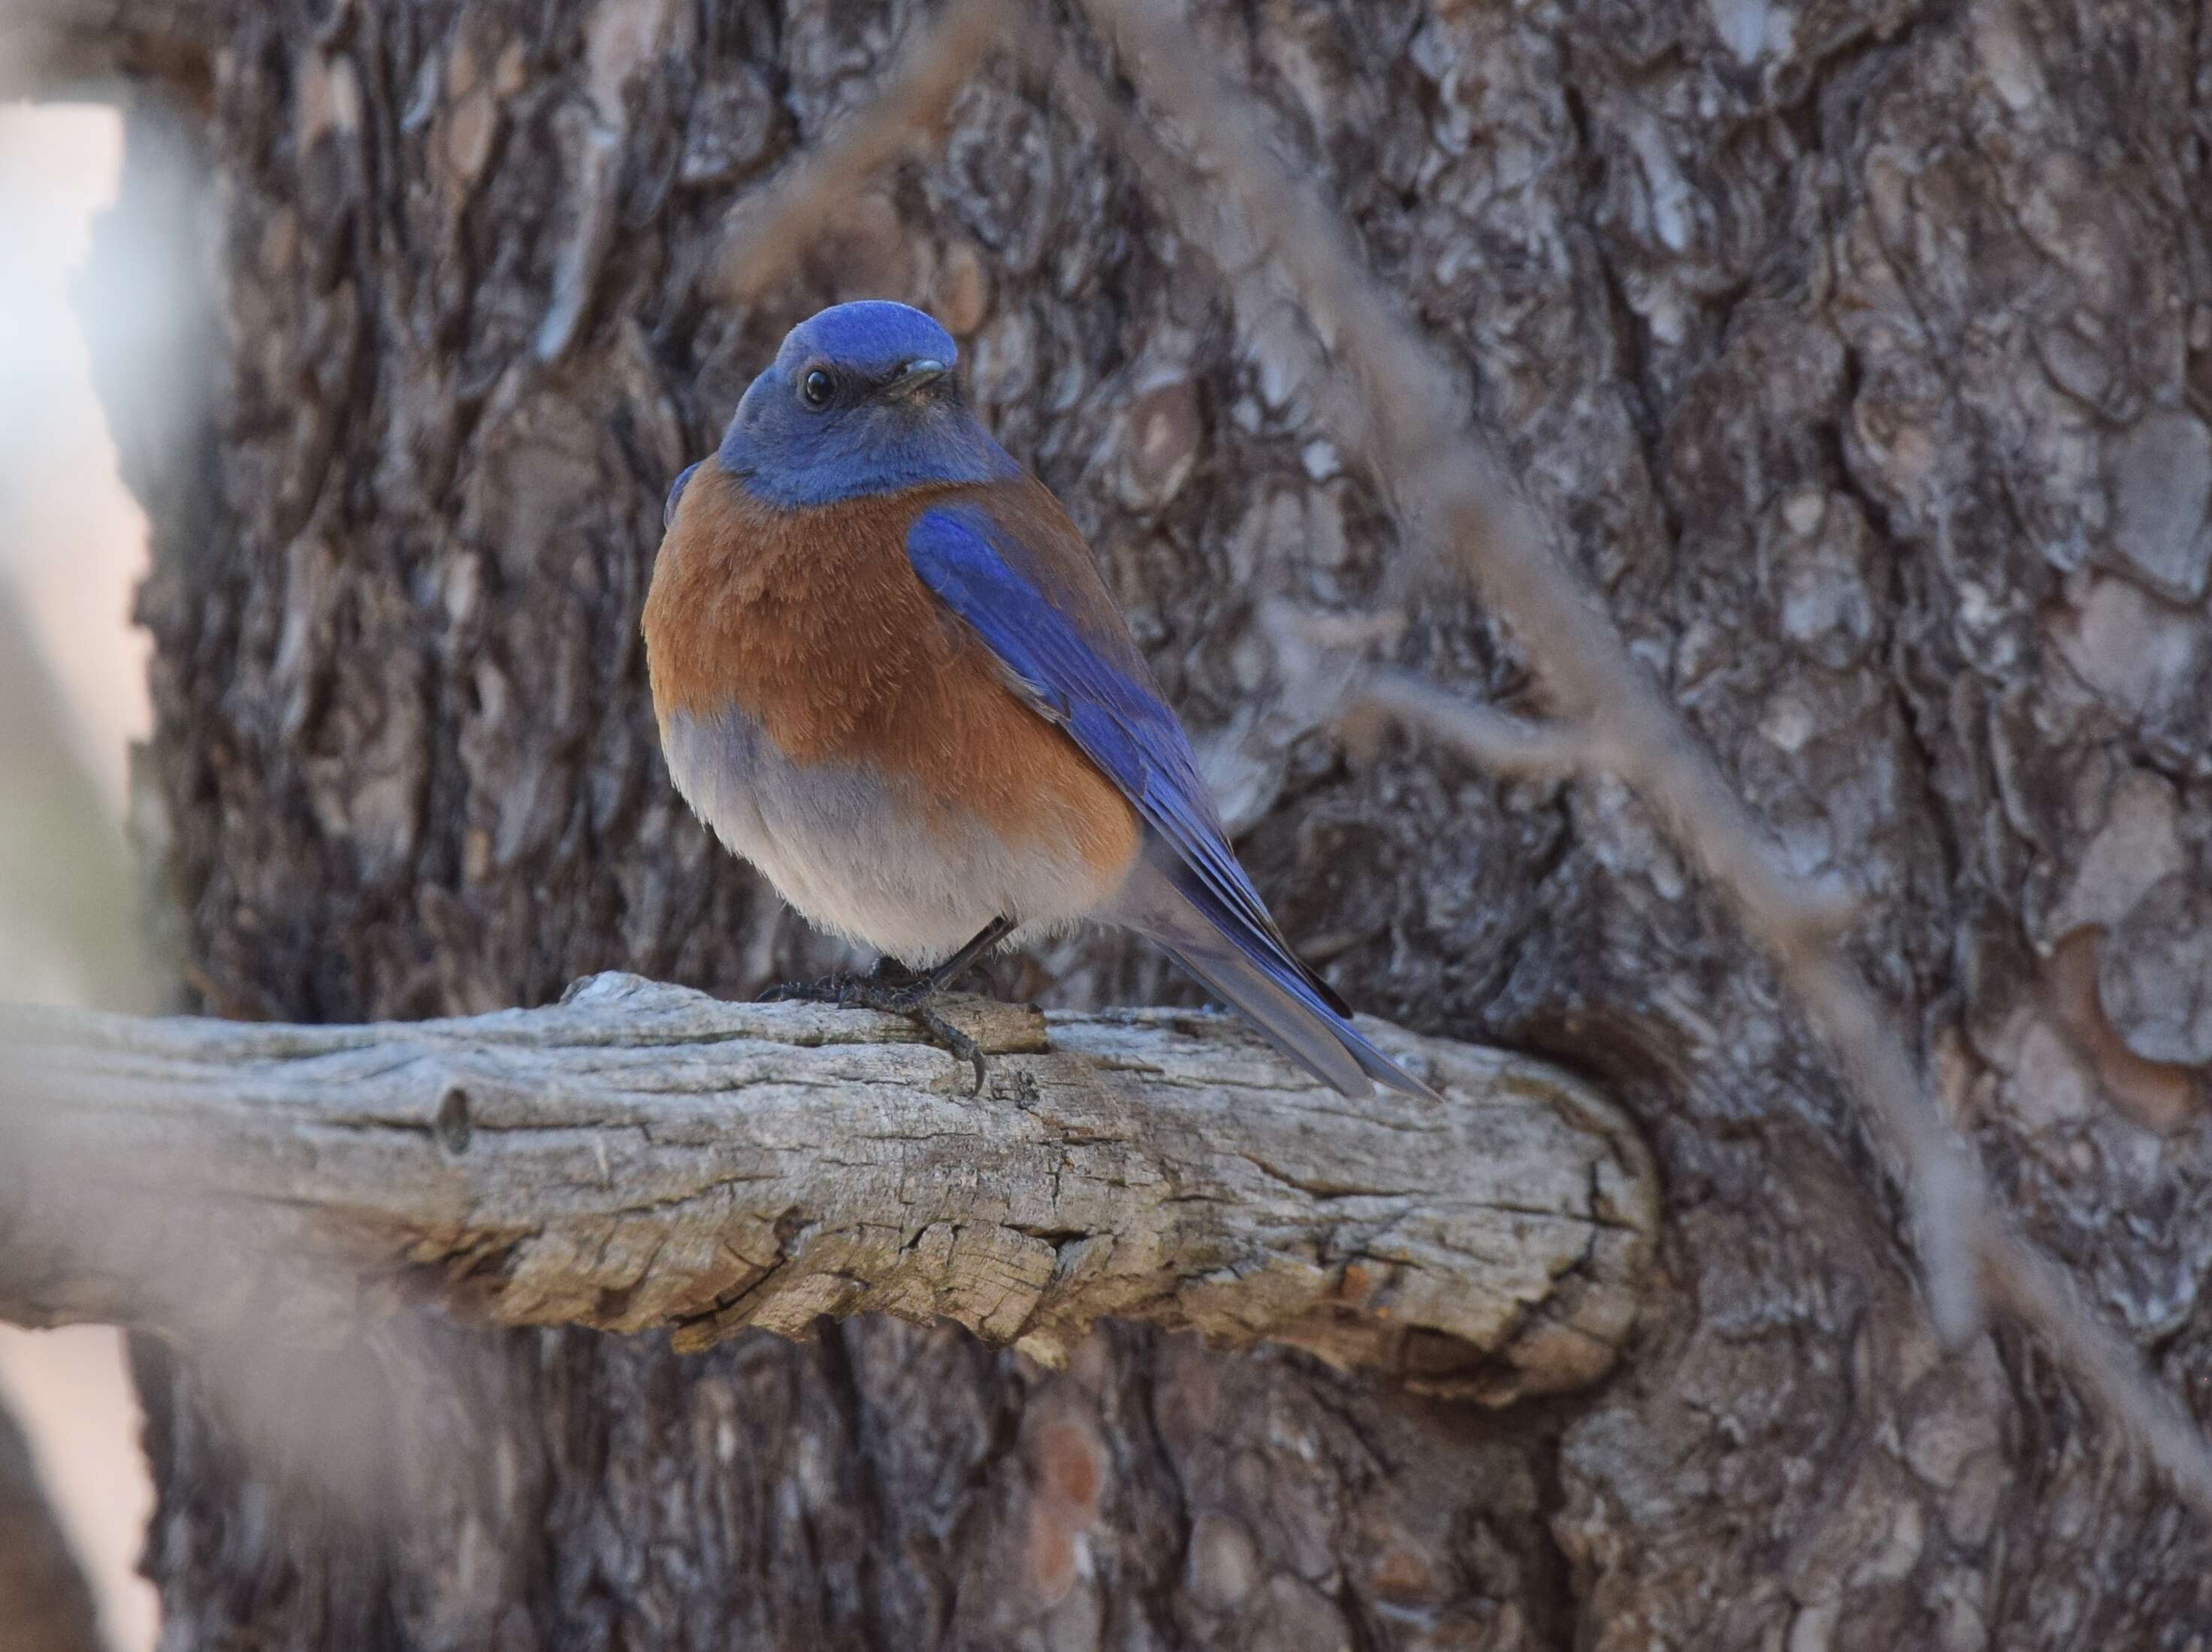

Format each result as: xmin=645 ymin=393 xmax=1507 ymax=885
xmin=678 ymin=301 xmax=1019 ymax=516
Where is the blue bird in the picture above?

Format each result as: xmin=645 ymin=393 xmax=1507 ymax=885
xmin=644 ymin=300 xmax=1435 ymax=1100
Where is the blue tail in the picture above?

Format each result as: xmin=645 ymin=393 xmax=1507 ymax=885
xmin=1112 ymin=847 xmax=1440 ymax=1103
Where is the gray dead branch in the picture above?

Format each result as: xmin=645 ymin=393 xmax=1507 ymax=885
xmin=2 ymin=974 xmax=1657 ymax=1406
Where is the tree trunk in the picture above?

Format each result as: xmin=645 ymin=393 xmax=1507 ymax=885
xmin=66 ymin=0 xmax=2212 ymax=1644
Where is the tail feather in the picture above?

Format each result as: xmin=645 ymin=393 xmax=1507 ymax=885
xmin=1112 ymin=851 xmax=1441 ymax=1103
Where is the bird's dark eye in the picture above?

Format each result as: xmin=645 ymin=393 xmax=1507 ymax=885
xmin=800 ymin=369 xmax=833 ymax=409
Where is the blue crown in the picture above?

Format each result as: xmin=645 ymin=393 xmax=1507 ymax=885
xmin=778 ymin=301 xmax=959 ymax=380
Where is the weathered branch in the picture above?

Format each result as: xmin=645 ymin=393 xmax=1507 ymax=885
xmin=1 ymin=974 xmax=1656 ymax=1405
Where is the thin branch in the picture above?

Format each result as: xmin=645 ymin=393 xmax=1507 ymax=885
xmin=1 ymin=974 xmax=1657 ymax=1406
xmin=1978 ymin=1205 xmax=2212 ymax=1514
xmin=1062 ymin=0 xmax=2212 ymax=1521
xmin=1350 ymin=670 xmax=1597 ymax=784
xmin=0 ymin=0 xmax=219 ymax=100
xmin=714 ymin=0 xmax=1014 ymax=307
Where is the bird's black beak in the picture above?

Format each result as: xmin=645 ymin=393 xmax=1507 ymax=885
xmin=887 ymin=358 xmax=948 ymax=397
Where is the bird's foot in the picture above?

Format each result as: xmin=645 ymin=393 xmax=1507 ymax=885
xmin=848 ymin=980 xmax=990 ymax=1095
xmin=757 ymin=954 xmax=916 ymax=1006
xmin=758 ymin=968 xmax=989 ymax=1094
xmin=758 ymin=920 xmax=1014 ymax=1094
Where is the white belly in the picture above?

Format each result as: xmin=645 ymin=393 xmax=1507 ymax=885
xmin=661 ymin=708 xmax=1129 ymax=964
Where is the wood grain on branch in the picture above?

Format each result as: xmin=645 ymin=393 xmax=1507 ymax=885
xmin=1 ymin=974 xmax=1656 ymax=1404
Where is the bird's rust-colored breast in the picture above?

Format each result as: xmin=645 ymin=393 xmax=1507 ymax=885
xmin=642 ymin=460 xmax=1141 ymax=877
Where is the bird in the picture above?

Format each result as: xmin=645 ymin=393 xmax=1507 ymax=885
xmin=642 ymin=299 xmax=1435 ymax=1101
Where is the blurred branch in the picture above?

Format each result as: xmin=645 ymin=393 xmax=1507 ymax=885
xmin=1 ymin=973 xmax=1657 ymax=1406
xmin=0 ymin=0 xmax=216 ymax=101
xmin=1060 ymin=0 xmax=2212 ymax=1521
xmin=715 ymin=0 xmax=1016 ymax=306
xmin=1349 ymin=668 xmax=1601 ymax=783
xmin=0 ymin=1391 xmax=108 ymax=1652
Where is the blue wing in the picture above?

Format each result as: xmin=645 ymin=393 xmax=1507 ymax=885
xmin=906 ymin=503 xmax=1297 ymax=976
xmin=907 ymin=501 xmax=1437 ymax=1101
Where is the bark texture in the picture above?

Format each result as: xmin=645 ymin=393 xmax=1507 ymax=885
xmin=4 ymin=975 xmax=1654 ymax=1402
xmin=67 ymin=0 xmax=2212 ymax=1645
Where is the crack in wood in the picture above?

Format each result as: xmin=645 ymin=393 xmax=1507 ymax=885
xmin=3 ymin=974 xmax=1657 ymax=1403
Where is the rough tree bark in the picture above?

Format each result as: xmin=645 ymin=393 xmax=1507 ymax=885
xmin=35 ymin=0 xmax=2212 ymax=1644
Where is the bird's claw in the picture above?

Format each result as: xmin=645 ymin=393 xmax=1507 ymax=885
xmin=911 ymin=1003 xmax=988 ymax=1095
xmin=758 ymin=955 xmax=916 ymax=1006
xmin=757 ymin=972 xmax=989 ymax=1093
xmin=757 ymin=974 xmax=849 ymax=1005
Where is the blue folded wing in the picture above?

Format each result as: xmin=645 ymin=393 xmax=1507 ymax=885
xmin=906 ymin=504 xmax=1307 ymax=977
xmin=907 ymin=503 xmax=1437 ymax=1101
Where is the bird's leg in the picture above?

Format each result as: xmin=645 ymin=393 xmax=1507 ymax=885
xmin=759 ymin=917 xmax=1017 ymax=1092
xmin=910 ymin=914 xmax=1019 ymax=999
xmin=863 ymin=953 xmax=922 ymax=989
xmin=758 ymin=916 xmax=1011 ymax=1005
xmin=842 ymin=915 xmax=1015 ymax=1094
